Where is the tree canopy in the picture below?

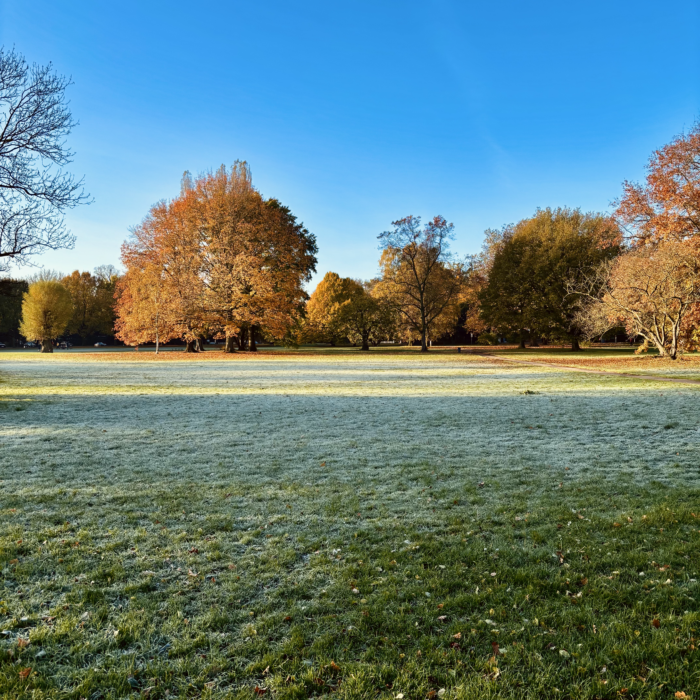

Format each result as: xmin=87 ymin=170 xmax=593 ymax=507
xmin=19 ymin=279 xmax=73 ymax=352
xmin=479 ymin=208 xmax=621 ymax=349
xmin=306 ymin=273 xmax=393 ymax=350
xmin=115 ymin=163 xmax=317 ymax=351
xmin=377 ymin=215 xmax=464 ymax=351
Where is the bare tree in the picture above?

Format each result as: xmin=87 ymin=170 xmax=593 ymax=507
xmin=0 ymin=47 xmax=89 ymax=271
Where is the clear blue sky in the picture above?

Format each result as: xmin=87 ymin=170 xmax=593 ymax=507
xmin=2 ymin=0 xmax=699 ymax=287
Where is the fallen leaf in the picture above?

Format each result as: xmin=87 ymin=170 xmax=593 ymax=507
xmin=491 ymin=641 xmax=500 ymax=656
xmin=652 ymin=618 xmax=660 ymax=628
xmin=254 ymin=686 xmax=268 ymax=695
xmin=453 ymin=632 xmax=461 ymax=639
xmin=19 ymin=667 xmax=31 ymax=680
xmin=17 ymin=638 xmax=29 ymax=648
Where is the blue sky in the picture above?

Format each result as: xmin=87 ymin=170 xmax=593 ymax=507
xmin=2 ymin=0 xmax=699 ymax=287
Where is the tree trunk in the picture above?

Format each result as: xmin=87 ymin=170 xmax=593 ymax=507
xmin=571 ymin=337 xmax=581 ymax=351
xmin=519 ymin=338 xmax=526 ymax=349
xmin=223 ymin=336 xmax=236 ymax=353
xmin=249 ymin=325 xmax=257 ymax=352
xmin=195 ymin=337 xmax=205 ymax=352
xmin=361 ymin=331 xmax=370 ymax=351
xmin=237 ymin=327 xmax=248 ymax=351
xmin=40 ymin=339 xmax=53 ymax=353
xmin=185 ymin=340 xmax=197 ymax=353
xmin=421 ymin=331 xmax=428 ymax=352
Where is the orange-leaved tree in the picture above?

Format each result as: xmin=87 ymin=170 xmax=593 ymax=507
xmin=617 ymin=121 xmax=700 ymax=245
xmin=115 ymin=162 xmax=317 ymax=352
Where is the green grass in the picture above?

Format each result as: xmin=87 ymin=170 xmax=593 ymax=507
xmin=0 ymin=352 xmax=699 ymax=699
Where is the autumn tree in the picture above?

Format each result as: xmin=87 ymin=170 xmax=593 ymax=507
xmin=306 ymin=273 xmax=393 ymax=350
xmin=377 ymin=216 xmax=464 ymax=351
xmin=195 ymin=164 xmax=316 ymax=352
xmin=0 ymin=48 xmax=89 ymax=270
xmin=616 ymin=121 xmax=700 ymax=244
xmin=116 ymin=163 xmax=317 ymax=352
xmin=115 ymin=260 xmax=177 ymax=352
xmin=61 ymin=268 xmax=119 ymax=343
xmin=306 ymin=272 xmax=357 ymax=345
xmin=572 ymin=240 xmax=700 ymax=359
xmin=479 ymin=208 xmax=621 ymax=349
xmin=19 ymin=280 xmax=73 ymax=352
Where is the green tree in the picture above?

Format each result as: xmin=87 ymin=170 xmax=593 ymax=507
xmin=336 ymin=280 xmax=394 ymax=351
xmin=0 ymin=278 xmax=29 ymax=346
xmin=19 ymin=280 xmax=73 ymax=352
xmin=479 ymin=208 xmax=621 ymax=350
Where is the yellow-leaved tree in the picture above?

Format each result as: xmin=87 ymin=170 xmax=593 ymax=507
xmin=19 ymin=280 xmax=73 ymax=353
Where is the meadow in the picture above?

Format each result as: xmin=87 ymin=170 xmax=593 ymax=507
xmin=1 ymin=349 xmax=699 ymax=699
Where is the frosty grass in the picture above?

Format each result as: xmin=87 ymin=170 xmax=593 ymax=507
xmin=0 ymin=350 xmax=699 ymax=699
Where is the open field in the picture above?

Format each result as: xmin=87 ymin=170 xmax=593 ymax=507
xmin=1 ymin=351 xmax=700 ymax=699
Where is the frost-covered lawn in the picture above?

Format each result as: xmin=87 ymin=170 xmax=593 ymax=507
xmin=1 ymin=352 xmax=699 ymax=699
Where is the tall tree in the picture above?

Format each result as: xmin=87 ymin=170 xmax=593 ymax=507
xmin=573 ymin=240 xmax=700 ymax=359
xmin=114 ymin=260 xmax=177 ymax=352
xmin=0 ymin=277 xmax=28 ymax=345
xmin=306 ymin=272 xmax=357 ymax=345
xmin=0 ymin=48 xmax=89 ymax=271
xmin=60 ymin=269 xmax=117 ymax=343
xmin=115 ymin=163 xmax=317 ymax=352
xmin=377 ymin=215 xmax=464 ymax=351
xmin=617 ymin=121 xmax=700 ymax=244
xmin=197 ymin=164 xmax=316 ymax=352
xmin=19 ymin=280 xmax=73 ymax=352
xmin=306 ymin=273 xmax=393 ymax=350
xmin=479 ymin=208 xmax=621 ymax=349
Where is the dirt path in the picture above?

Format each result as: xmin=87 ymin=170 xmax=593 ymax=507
xmin=468 ymin=351 xmax=700 ymax=387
